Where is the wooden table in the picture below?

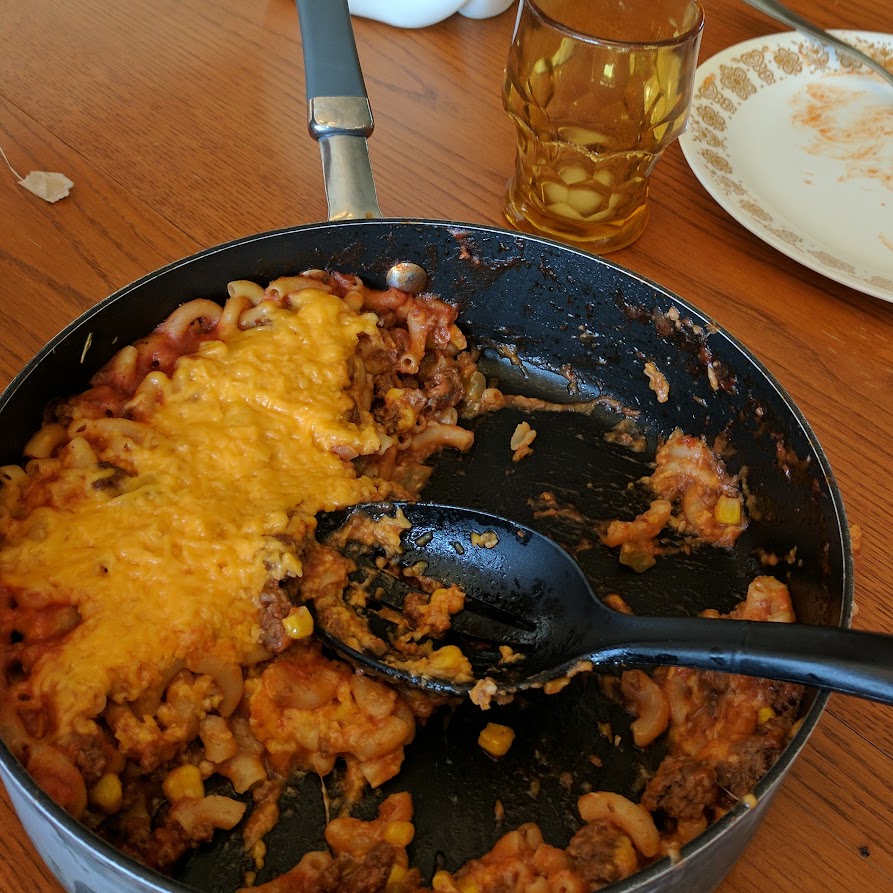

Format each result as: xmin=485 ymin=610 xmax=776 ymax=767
xmin=1 ymin=0 xmax=892 ymax=890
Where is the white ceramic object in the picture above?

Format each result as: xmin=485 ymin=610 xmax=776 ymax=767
xmin=348 ymin=0 xmax=515 ymax=29
xmin=680 ymin=30 xmax=893 ymax=302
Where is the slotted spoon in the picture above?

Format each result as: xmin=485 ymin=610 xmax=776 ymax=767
xmin=313 ymin=502 xmax=893 ymax=703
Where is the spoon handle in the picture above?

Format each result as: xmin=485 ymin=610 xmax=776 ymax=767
xmin=607 ymin=615 xmax=893 ymax=706
xmin=741 ymin=0 xmax=893 ymax=89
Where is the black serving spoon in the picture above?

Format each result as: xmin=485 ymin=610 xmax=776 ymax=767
xmin=312 ymin=501 xmax=893 ymax=705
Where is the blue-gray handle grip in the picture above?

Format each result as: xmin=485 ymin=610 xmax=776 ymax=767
xmin=295 ymin=0 xmax=368 ymax=100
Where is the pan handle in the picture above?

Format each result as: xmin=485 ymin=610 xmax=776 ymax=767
xmin=294 ymin=0 xmax=382 ymax=220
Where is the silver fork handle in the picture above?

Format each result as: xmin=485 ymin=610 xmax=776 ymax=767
xmin=741 ymin=0 xmax=893 ymax=90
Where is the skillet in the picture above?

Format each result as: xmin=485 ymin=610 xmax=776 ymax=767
xmin=0 ymin=2 xmax=852 ymax=892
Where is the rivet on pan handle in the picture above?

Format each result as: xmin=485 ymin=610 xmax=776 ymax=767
xmin=295 ymin=0 xmax=382 ymax=220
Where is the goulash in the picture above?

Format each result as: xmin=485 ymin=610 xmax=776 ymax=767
xmin=0 ymin=269 xmax=804 ymax=890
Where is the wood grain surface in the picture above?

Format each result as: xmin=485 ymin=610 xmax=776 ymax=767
xmin=1 ymin=0 xmax=892 ymax=890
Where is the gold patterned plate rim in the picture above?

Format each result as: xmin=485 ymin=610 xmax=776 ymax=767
xmin=680 ymin=30 xmax=893 ymax=302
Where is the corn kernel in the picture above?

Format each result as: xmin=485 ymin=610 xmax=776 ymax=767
xmin=162 ymin=763 xmax=205 ymax=802
xmin=89 ymin=772 xmax=123 ymax=814
xmin=282 ymin=605 xmax=314 ymax=640
xmin=432 ymin=871 xmax=459 ymax=892
xmin=386 ymin=864 xmax=408 ymax=885
xmin=385 ymin=863 xmax=412 ymax=893
xmin=478 ymin=722 xmax=515 ymax=758
xmin=714 ymin=495 xmax=742 ymax=526
xmin=757 ymin=706 xmax=775 ymax=725
xmin=458 ymin=879 xmax=482 ymax=893
xmin=383 ymin=820 xmax=415 ymax=847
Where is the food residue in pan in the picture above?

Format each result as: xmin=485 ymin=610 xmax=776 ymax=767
xmin=0 ymin=269 xmax=804 ymax=892
xmin=643 ymin=361 xmax=669 ymax=403
xmin=510 ymin=421 xmax=537 ymax=461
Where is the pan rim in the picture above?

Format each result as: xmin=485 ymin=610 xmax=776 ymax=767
xmin=0 ymin=217 xmax=853 ymax=892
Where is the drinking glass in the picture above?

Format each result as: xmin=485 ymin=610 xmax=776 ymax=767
xmin=502 ymin=0 xmax=705 ymax=253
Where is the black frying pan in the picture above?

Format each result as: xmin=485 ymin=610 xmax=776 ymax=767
xmin=0 ymin=3 xmax=852 ymax=893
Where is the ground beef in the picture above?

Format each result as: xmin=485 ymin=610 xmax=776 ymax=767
xmin=116 ymin=816 xmax=189 ymax=873
xmin=70 ymin=735 xmax=109 ymax=784
xmin=566 ymin=821 xmax=639 ymax=888
xmin=376 ymin=386 xmax=427 ymax=431
xmin=715 ymin=736 xmax=781 ymax=798
xmin=641 ymin=755 xmax=718 ymax=821
xmin=290 ymin=869 xmax=340 ymax=893
xmin=317 ymin=842 xmax=396 ymax=893
xmin=401 ymin=591 xmax=429 ymax=628
xmin=419 ymin=358 xmax=463 ymax=414
xmin=768 ymin=681 xmax=805 ymax=720
xmin=258 ymin=583 xmax=294 ymax=654
xmin=697 ymin=669 xmax=733 ymax=694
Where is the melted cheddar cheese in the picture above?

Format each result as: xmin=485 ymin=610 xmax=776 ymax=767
xmin=0 ymin=289 xmax=389 ymax=738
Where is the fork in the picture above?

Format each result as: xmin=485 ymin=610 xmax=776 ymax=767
xmin=742 ymin=0 xmax=893 ymax=90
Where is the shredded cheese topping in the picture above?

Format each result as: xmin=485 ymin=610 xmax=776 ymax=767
xmin=0 ymin=290 xmax=385 ymax=735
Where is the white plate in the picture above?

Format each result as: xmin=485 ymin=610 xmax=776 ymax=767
xmin=679 ymin=30 xmax=893 ymax=302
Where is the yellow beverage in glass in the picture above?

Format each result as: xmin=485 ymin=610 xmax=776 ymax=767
xmin=502 ymin=0 xmax=704 ymax=253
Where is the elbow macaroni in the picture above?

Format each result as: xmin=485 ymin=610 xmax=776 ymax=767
xmin=0 ymin=269 xmax=478 ymax=870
